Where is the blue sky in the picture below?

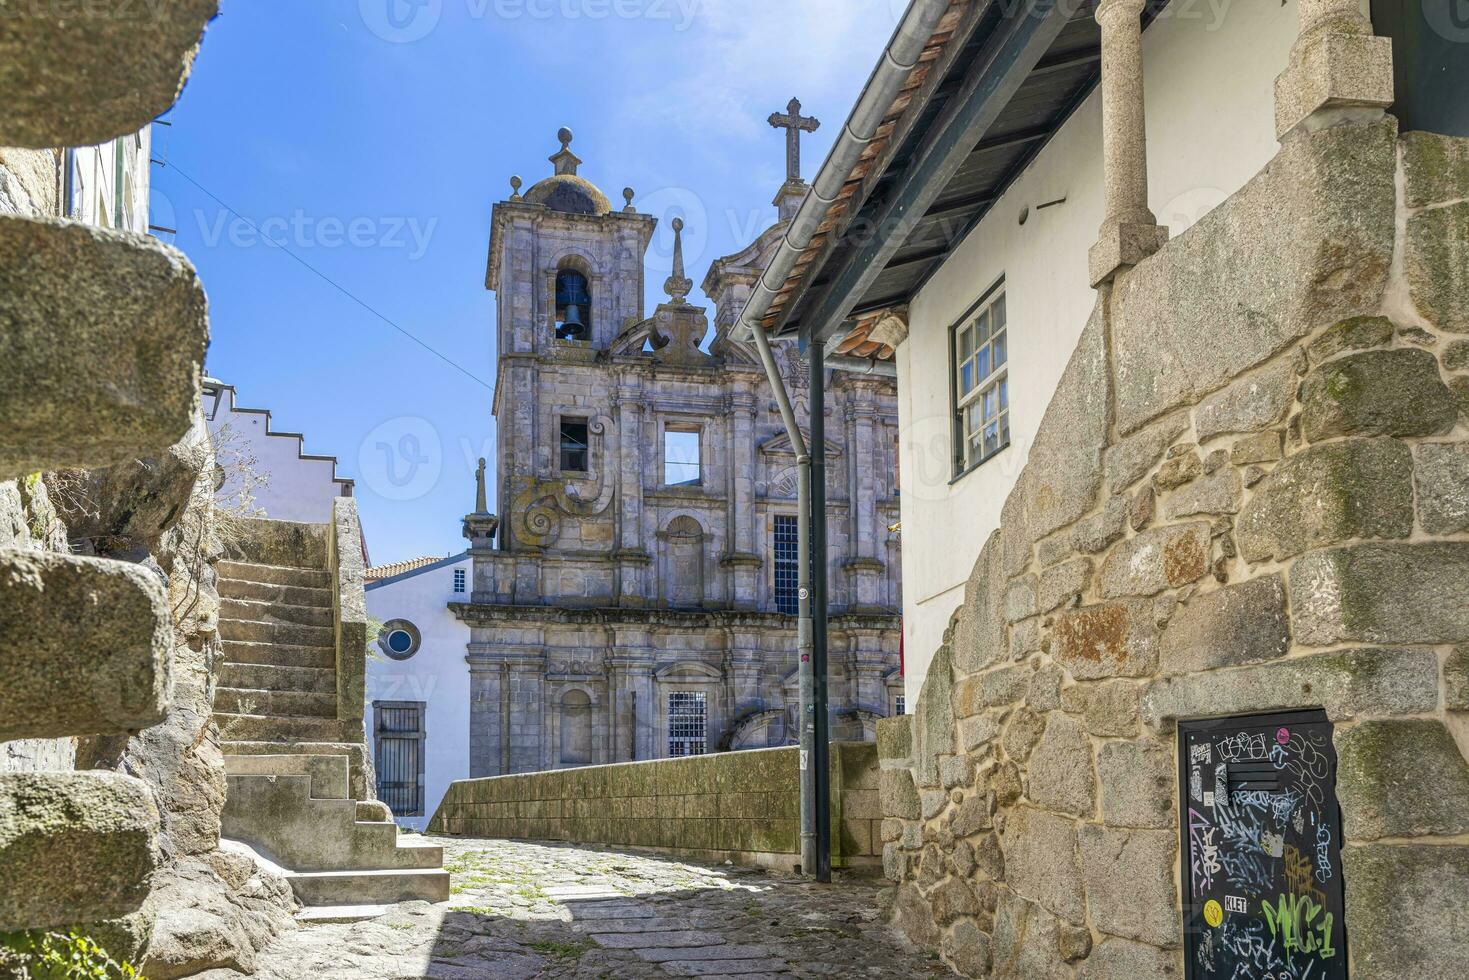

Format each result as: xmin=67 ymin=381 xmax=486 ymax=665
xmin=154 ymin=0 xmax=898 ymax=564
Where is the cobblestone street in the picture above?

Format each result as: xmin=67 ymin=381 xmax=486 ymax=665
xmin=202 ymin=837 xmax=949 ymax=979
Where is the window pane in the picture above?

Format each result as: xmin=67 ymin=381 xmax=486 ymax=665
xmin=960 ymin=361 xmax=974 ymax=395
xmin=976 ymin=309 xmax=990 ymax=343
xmin=773 ymin=515 xmax=800 ymax=615
xmin=976 ymin=346 xmax=990 ymax=382
xmin=664 ymin=429 xmax=701 ymax=485
xmin=999 ymin=376 xmax=1009 ymax=410
xmin=993 ymin=293 xmax=1006 ymax=329
xmin=560 ymin=419 xmax=589 ymax=473
xmin=959 ymin=326 xmax=974 ymax=360
xmin=992 ymin=330 xmax=1007 ymax=369
xmin=983 ymin=386 xmax=998 ymax=420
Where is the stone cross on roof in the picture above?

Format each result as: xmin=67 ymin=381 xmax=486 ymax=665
xmin=768 ymin=98 xmax=820 ymax=183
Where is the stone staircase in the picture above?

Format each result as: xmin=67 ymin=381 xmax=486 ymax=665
xmin=214 ymin=510 xmax=449 ymax=906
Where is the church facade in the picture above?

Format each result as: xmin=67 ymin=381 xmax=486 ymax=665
xmin=453 ymin=125 xmax=903 ymax=777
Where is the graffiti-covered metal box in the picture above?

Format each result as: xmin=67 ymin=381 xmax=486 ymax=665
xmin=1178 ymin=710 xmax=1347 ymax=979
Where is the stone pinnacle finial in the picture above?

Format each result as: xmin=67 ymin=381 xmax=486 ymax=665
xmin=475 ymin=457 xmax=488 ymax=514
xmin=509 ymin=175 xmax=523 ymax=201
xmin=623 ymin=187 xmax=636 ymax=213
xmin=664 ymin=216 xmax=693 ymax=303
xmin=550 ymin=127 xmax=581 ymax=176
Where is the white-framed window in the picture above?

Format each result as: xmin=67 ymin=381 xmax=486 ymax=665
xmin=453 ymin=567 xmax=466 ymax=594
xmin=667 ymin=691 xmax=708 ymax=757
xmin=894 ymin=695 xmax=906 ymax=717
xmin=952 ymin=284 xmax=1009 ymax=476
xmin=663 ymin=423 xmax=702 ymax=487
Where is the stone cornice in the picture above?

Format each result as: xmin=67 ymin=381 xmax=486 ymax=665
xmin=450 ymin=601 xmax=899 ymax=632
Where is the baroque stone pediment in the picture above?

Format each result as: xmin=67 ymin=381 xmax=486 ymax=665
xmin=758 ymin=430 xmax=841 ymax=458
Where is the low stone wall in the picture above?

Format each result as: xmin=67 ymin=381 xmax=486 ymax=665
xmin=430 ymin=743 xmax=881 ymax=873
xmin=878 ymin=118 xmax=1469 ymax=979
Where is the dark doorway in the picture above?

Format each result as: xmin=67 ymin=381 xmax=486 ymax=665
xmin=1374 ymin=0 xmax=1469 ymax=136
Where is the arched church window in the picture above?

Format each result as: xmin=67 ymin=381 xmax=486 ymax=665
xmin=555 ymin=268 xmax=591 ymax=341
xmin=560 ymin=689 xmax=592 ymax=765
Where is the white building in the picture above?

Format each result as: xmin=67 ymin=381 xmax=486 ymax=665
xmin=202 ymin=378 xmax=356 ymax=524
xmin=63 ymin=127 xmax=152 ymax=233
xmin=363 ymin=553 xmax=473 ymax=831
xmin=741 ymin=1 xmax=1378 ymax=702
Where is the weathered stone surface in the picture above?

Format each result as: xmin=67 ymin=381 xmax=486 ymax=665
xmin=942 ymin=918 xmax=992 ymax=978
xmin=989 ymin=892 xmax=1070 ymax=978
xmin=1336 ymin=720 xmax=1469 ymax=841
xmin=1291 ymin=543 xmax=1469 ymax=646
xmin=1078 ymin=826 xmax=1178 ymax=948
xmin=1099 ymin=523 xmax=1210 ymax=598
xmin=0 ymin=217 xmax=209 ymax=482
xmin=1005 ymin=576 xmax=1037 ymax=623
xmin=1070 ymin=494 xmax=1130 ymax=556
xmin=1142 ymin=648 xmax=1440 ymax=730
xmin=1230 ymin=430 xmax=1283 ymax=465
xmin=1028 ymin=667 xmax=1063 ymax=712
xmin=1448 ymin=648 xmax=1469 ymax=712
xmin=1111 ymin=121 xmax=1395 ymax=434
xmin=1299 ymin=349 xmax=1457 ymax=441
xmin=1078 ymin=938 xmax=1179 ymax=979
xmin=1237 ymin=439 xmax=1414 ymax=563
xmin=939 ymin=754 xmax=975 ymax=791
xmin=1001 ymin=708 xmax=1046 ymax=762
xmin=952 ymin=536 xmax=1006 ymax=674
xmin=1082 ymin=680 xmax=1139 ymax=737
xmin=1414 ymin=442 xmax=1469 ymax=534
xmin=913 ymin=645 xmax=956 ymax=788
xmin=1020 ymin=305 xmax=1110 ymax=544
xmin=879 ymin=769 xmax=921 ymax=821
xmin=0 ymin=771 xmax=160 ymax=931
xmin=0 ymin=1 xmax=218 ymax=148
xmin=893 ymin=883 xmax=942 ymax=949
xmin=876 ymin=716 xmax=912 ymax=764
xmin=1051 ymin=600 xmax=1159 ymax=680
xmin=1306 ymin=315 xmax=1395 ymax=366
xmin=1097 ymin=741 xmax=1173 ymax=829
xmin=951 ymin=794 xmax=993 ymax=839
xmin=954 ymin=665 xmax=1030 ymax=717
xmin=1159 ymin=575 xmax=1290 ymax=674
xmin=1026 ymin=715 xmax=1095 ymax=817
xmin=1194 ymin=355 xmax=1299 ymax=441
xmin=1407 ymin=202 xmax=1469 ymax=333
xmin=1130 ymin=485 xmax=1155 ymax=531
xmin=1000 ymin=807 xmax=1084 ymax=925
xmin=1160 ymin=467 xmax=1241 ymax=519
xmin=0 ymin=549 xmax=173 ymax=739
xmin=1453 ymin=376 xmax=1469 ymax=417
xmin=1152 ymin=451 xmax=1201 ymax=491
xmin=958 ymin=713 xmax=1001 ymax=753
xmin=929 ymin=879 xmax=979 ymax=925
xmin=1344 ymin=845 xmax=1469 ymax=979
xmin=1035 ymin=559 xmax=1089 ymax=614
xmin=1446 ymin=339 xmax=1469 ymax=372
xmin=1402 ymin=131 xmax=1469 ymax=209
xmin=1104 ymin=412 xmax=1188 ymax=492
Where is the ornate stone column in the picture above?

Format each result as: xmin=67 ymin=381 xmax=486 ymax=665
xmin=1275 ymin=0 xmax=1393 ymax=140
xmin=1088 ymin=0 xmax=1167 ymax=288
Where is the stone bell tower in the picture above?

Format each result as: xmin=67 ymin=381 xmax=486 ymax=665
xmin=484 ymin=129 xmax=657 ymax=558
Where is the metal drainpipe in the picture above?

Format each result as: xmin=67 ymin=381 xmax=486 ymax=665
xmin=749 ymin=323 xmax=817 ymax=878
xmin=809 ymin=341 xmax=832 ymax=883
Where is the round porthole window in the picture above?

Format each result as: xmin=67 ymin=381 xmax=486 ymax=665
xmin=377 ymin=619 xmax=422 ymax=661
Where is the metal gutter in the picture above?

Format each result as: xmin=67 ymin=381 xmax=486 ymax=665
xmin=733 ymin=0 xmax=952 ymax=346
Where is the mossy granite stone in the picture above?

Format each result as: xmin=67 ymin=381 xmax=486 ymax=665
xmin=1336 ymin=720 xmax=1469 ymax=840
xmin=1159 ymin=575 xmax=1290 ymax=674
xmin=1413 ymin=442 xmax=1469 ymax=535
xmin=1407 ymin=202 xmax=1469 ymax=333
xmin=1299 ymin=348 xmax=1457 ymax=440
xmin=0 ymin=772 xmax=160 ymax=932
xmin=1343 ymin=845 xmax=1469 ymax=979
xmin=1401 ymin=131 xmax=1469 ymax=209
xmin=1291 ymin=543 xmax=1469 ymax=646
xmin=0 ymin=550 xmax=173 ymax=740
xmin=0 ymin=0 xmax=218 ymax=148
xmin=1305 ymin=315 xmax=1395 ymax=365
xmin=1236 ymin=438 xmax=1414 ymax=562
xmin=0 ymin=217 xmax=209 ymax=482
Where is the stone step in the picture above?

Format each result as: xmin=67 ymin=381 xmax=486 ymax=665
xmin=289 ymin=868 xmax=450 ymax=907
xmin=220 ymin=662 xmax=336 ymax=696
xmin=223 ymin=774 xmax=444 ymax=872
xmin=218 ymin=617 xmax=334 ymax=648
xmin=215 ymin=713 xmax=361 ymax=745
xmin=224 ymin=518 xmax=329 ymax=571
xmin=220 ymin=595 xmax=333 ymax=628
xmin=217 ymin=560 xmax=331 ymax=590
xmin=220 ymin=740 xmax=369 ymax=801
xmin=224 ymin=753 xmax=350 ymax=800
xmin=223 ymin=640 xmax=335 ymax=670
xmin=218 ymin=575 xmax=332 ymax=608
xmin=215 ymin=686 xmax=337 ymax=720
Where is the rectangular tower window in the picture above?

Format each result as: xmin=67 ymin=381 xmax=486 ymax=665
xmin=667 ymin=691 xmax=707 ymax=757
xmin=894 ymin=695 xmax=906 ymax=716
xmin=559 ymin=418 xmax=589 ymax=473
xmin=952 ymin=286 xmax=1009 ymax=476
xmin=773 ymin=514 xmax=800 ymax=615
xmin=664 ymin=424 xmax=702 ymax=486
xmin=374 ymin=701 xmax=426 ymax=817
xmin=453 ymin=567 xmax=466 ymax=593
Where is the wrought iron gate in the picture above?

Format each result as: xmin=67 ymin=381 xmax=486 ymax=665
xmin=374 ymin=701 xmax=425 ymax=817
